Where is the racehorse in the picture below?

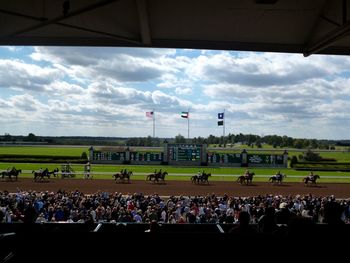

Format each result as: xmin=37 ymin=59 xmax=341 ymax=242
xmin=191 ymin=175 xmax=199 ymax=183
xmin=237 ymin=172 xmax=255 ymax=185
xmin=1 ymin=168 xmax=21 ymax=181
xmin=156 ymin=171 xmax=167 ymax=182
xmin=33 ymin=168 xmax=57 ymax=181
xmin=303 ymin=174 xmax=320 ymax=186
xmin=192 ymin=172 xmax=211 ymax=184
xmin=48 ymin=168 xmax=59 ymax=178
xmin=199 ymin=172 xmax=211 ymax=184
xmin=146 ymin=173 xmax=156 ymax=181
xmin=269 ymin=174 xmax=286 ymax=184
xmin=147 ymin=171 xmax=167 ymax=183
xmin=113 ymin=171 xmax=132 ymax=183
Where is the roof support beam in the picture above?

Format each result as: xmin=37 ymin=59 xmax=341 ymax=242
xmin=1 ymin=0 xmax=121 ymax=39
xmin=303 ymin=0 xmax=350 ymax=56
xmin=136 ymin=0 xmax=152 ymax=45
xmin=303 ymin=20 xmax=350 ymax=56
xmin=0 ymin=8 xmax=141 ymax=45
xmin=343 ymin=0 xmax=348 ymax=24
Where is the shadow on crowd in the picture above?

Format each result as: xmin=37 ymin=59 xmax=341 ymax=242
xmin=1 ymin=201 xmax=348 ymax=262
xmin=1 ymin=221 xmax=349 ymax=262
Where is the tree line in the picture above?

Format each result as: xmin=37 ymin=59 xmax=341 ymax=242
xmin=0 ymin=133 xmax=344 ymax=149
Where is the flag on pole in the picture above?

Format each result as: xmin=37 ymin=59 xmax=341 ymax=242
xmin=218 ymin=121 xmax=224 ymax=126
xmin=181 ymin=111 xmax=189 ymax=118
xmin=146 ymin=111 xmax=154 ymax=118
xmin=218 ymin=112 xmax=224 ymax=119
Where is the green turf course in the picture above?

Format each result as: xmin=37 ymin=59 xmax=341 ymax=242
xmin=1 ymin=162 xmax=350 ymax=183
xmin=0 ymin=146 xmax=88 ymax=156
xmin=1 ymin=145 xmax=350 ymax=182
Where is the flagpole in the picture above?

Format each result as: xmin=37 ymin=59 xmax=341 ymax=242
xmin=153 ymin=108 xmax=155 ymax=138
xmin=187 ymin=108 xmax=190 ymax=140
xmin=223 ymin=109 xmax=225 ymax=138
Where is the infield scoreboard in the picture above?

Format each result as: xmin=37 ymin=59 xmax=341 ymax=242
xmin=166 ymin=144 xmax=204 ymax=164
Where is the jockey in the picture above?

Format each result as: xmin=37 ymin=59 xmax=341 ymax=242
xmin=276 ymin=171 xmax=282 ymax=180
xmin=85 ymin=162 xmax=91 ymax=179
xmin=244 ymin=169 xmax=250 ymax=178
xmin=308 ymin=171 xmax=314 ymax=180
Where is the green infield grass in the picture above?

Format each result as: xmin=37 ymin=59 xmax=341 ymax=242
xmin=1 ymin=162 xmax=350 ymax=183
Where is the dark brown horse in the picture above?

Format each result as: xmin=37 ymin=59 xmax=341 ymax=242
xmin=156 ymin=171 xmax=167 ymax=182
xmin=33 ymin=168 xmax=58 ymax=181
xmin=1 ymin=168 xmax=21 ymax=181
xmin=237 ymin=172 xmax=255 ymax=185
xmin=147 ymin=171 xmax=167 ymax=183
xmin=269 ymin=173 xmax=286 ymax=184
xmin=192 ymin=172 xmax=211 ymax=184
xmin=191 ymin=175 xmax=199 ymax=183
xmin=146 ymin=173 xmax=156 ymax=181
xmin=303 ymin=174 xmax=320 ymax=186
xmin=113 ymin=171 xmax=132 ymax=183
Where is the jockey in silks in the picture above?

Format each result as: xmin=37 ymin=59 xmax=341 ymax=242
xmin=308 ymin=171 xmax=314 ymax=180
xmin=276 ymin=171 xmax=282 ymax=180
xmin=244 ymin=169 xmax=250 ymax=178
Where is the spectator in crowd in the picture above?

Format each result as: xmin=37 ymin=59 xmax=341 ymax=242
xmin=258 ymin=206 xmax=278 ymax=234
xmin=229 ymin=211 xmax=257 ymax=236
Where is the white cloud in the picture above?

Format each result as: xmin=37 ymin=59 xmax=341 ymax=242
xmin=175 ymin=87 xmax=192 ymax=95
xmin=2 ymin=47 xmax=350 ymax=139
xmin=0 ymin=59 xmax=62 ymax=91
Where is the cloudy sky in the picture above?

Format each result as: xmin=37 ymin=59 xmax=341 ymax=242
xmin=1 ymin=46 xmax=350 ymax=140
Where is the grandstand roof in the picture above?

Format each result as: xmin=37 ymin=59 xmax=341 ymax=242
xmin=1 ymin=0 xmax=350 ymax=56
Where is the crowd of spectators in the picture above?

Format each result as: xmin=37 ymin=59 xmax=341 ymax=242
xmin=0 ymin=189 xmax=349 ymax=229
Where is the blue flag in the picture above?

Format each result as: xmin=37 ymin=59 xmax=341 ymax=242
xmin=218 ymin=112 xmax=224 ymax=119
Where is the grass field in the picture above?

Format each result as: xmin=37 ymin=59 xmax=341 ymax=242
xmin=0 ymin=146 xmax=88 ymax=156
xmin=1 ymin=162 xmax=350 ymax=183
xmin=1 ymin=145 xmax=350 ymax=183
xmin=1 ymin=145 xmax=350 ymax=160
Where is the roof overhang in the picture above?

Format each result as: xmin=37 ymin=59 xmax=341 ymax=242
xmin=1 ymin=0 xmax=350 ymax=56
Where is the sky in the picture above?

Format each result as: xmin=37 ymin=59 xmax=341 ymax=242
xmin=0 ymin=46 xmax=350 ymax=140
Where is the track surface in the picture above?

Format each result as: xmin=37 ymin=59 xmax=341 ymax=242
xmin=1 ymin=178 xmax=350 ymax=198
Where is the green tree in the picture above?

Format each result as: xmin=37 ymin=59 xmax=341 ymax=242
xmin=294 ymin=139 xmax=304 ymax=149
xmin=81 ymin=152 xmax=88 ymax=159
xmin=175 ymin=134 xmax=186 ymax=143
xmin=145 ymin=136 xmax=153 ymax=146
xmin=256 ymin=140 xmax=262 ymax=148
xmin=26 ymin=133 xmax=37 ymax=142
xmin=290 ymin=156 xmax=298 ymax=168
xmin=4 ymin=133 xmax=11 ymax=141
xmin=310 ymin=139 xmax=319 ymax=149
xmin=303 ymin=149 xmax=321 ymax=161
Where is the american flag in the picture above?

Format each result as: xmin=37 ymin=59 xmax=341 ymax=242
xmin=146 ymin=111 xmax=154 ymax=118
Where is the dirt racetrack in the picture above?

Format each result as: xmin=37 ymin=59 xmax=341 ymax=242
xmin=1 ymin=178 xmax=350 ymax=198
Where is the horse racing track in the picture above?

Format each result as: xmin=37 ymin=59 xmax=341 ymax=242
xmin=1 ymin=179 xmax=350 ymax=262
xmin=1 ymin=178 xmax=350 ymax=198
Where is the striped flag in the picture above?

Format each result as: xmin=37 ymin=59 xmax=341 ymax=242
xmin=146 ymin=111 xmax=154 ymax=118
xmin=181 ymin=111 xmax=189 ymax=118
